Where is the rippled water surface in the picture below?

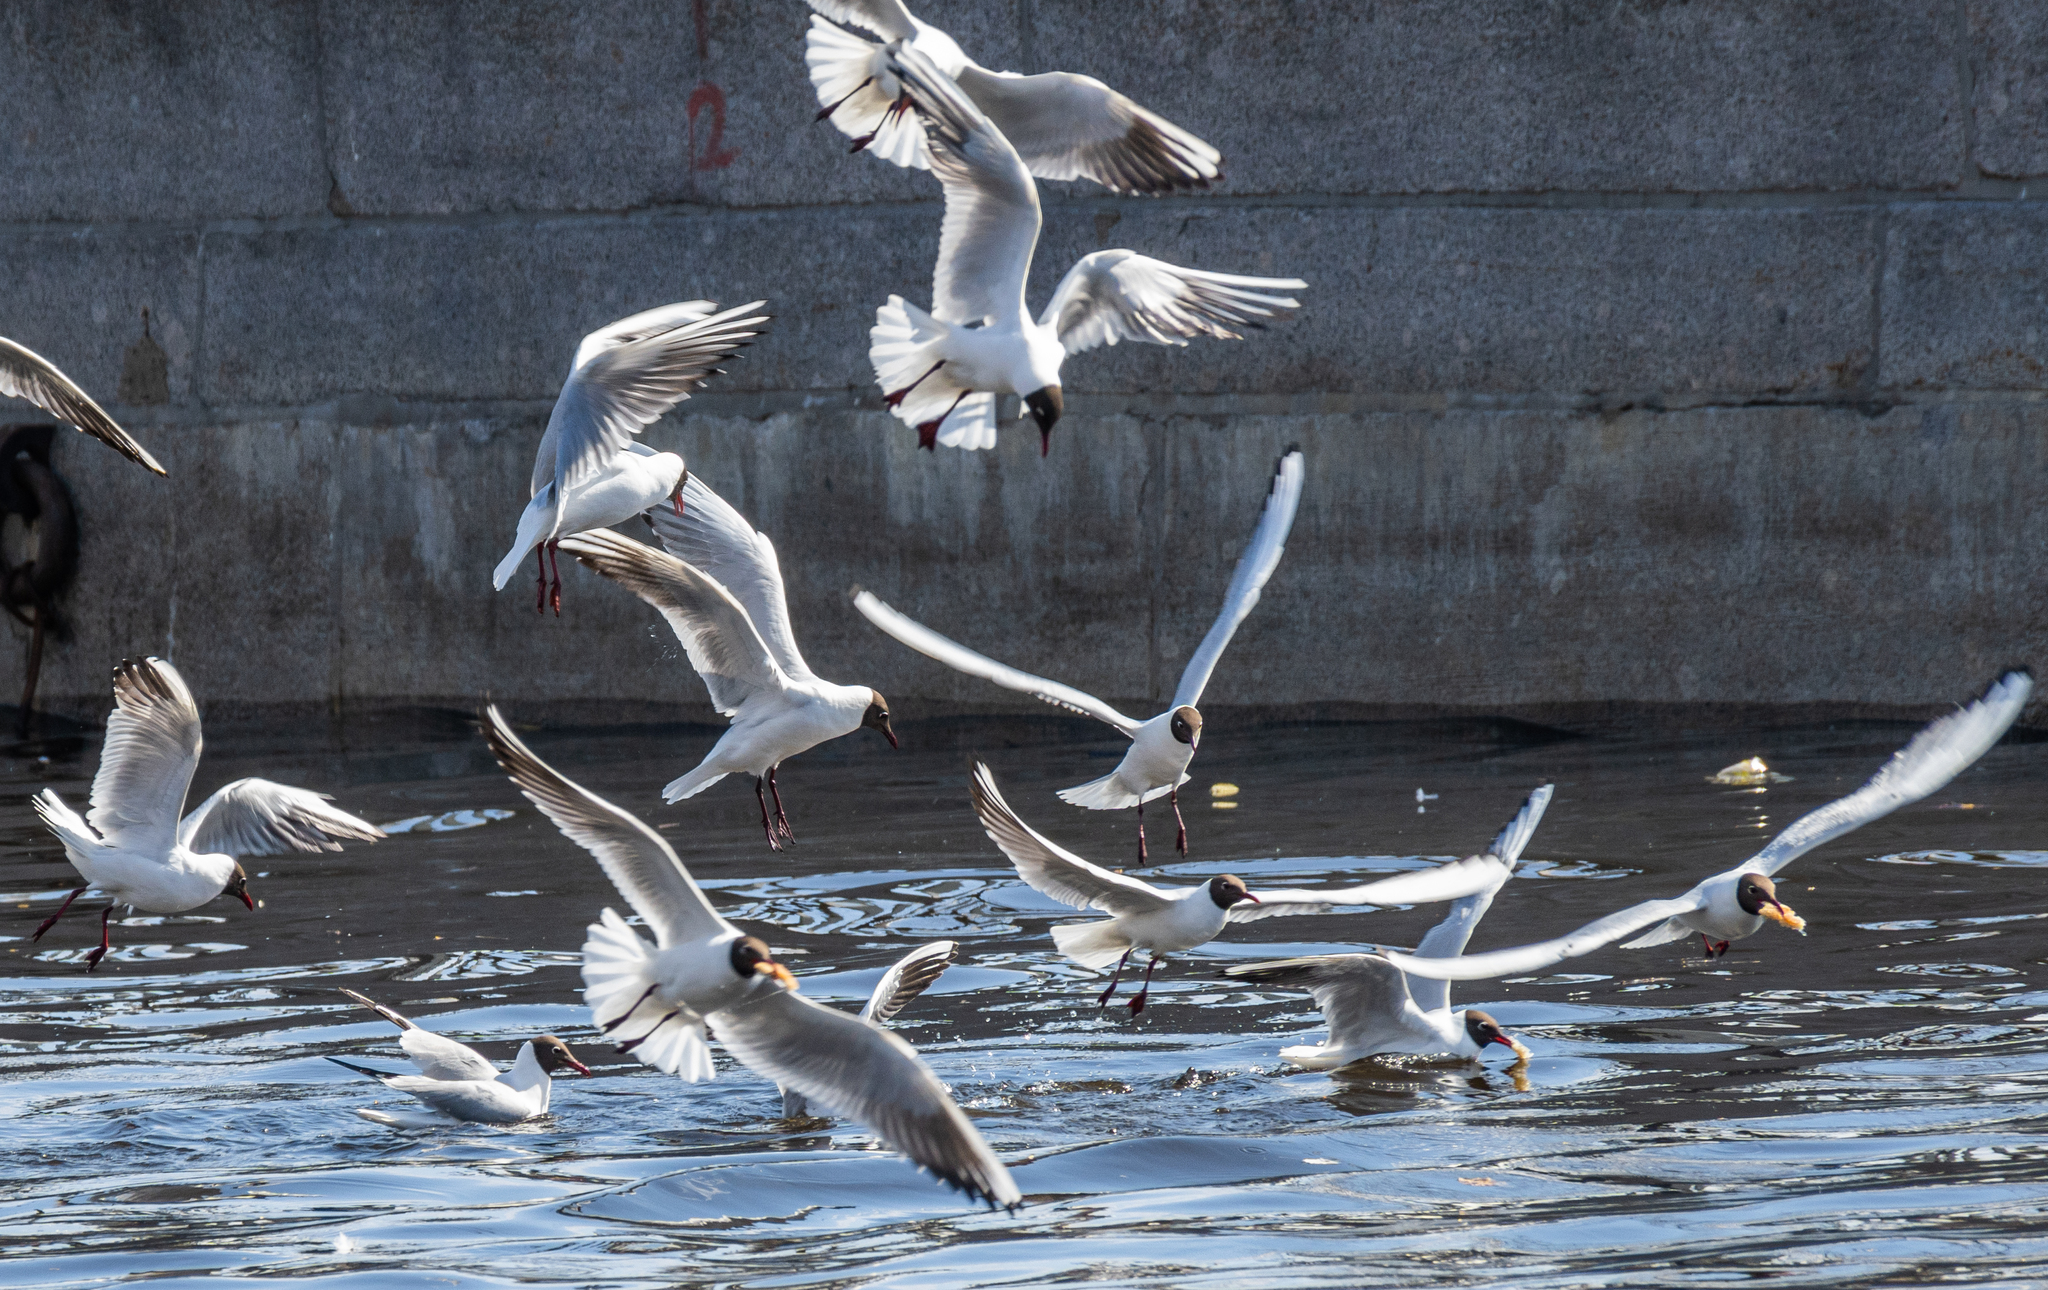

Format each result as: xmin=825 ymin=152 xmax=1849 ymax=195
xmin=3 ymin=707 xmax=2045 ymax=1288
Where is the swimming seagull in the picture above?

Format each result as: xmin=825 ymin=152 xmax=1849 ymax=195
xmin=859 ymin=449 xmax=1303 ymax=861
xmin=0 ymin=336 xmax=166 ymax=475
xmin=781 ymin=940 xmax=957 ymax=1118
xmin=30 ymin=657 xmax=386 ymax=970
xmin=1223 ymin=785 xmax=1553 ymax=1068
xmin=480 ymin=707 xmax=1020 ymax=1210
xmin=492 ymin=300 xmax=769 ymax=614
xmin=805 ymin=0 xmax=1220 ymax=195
xmin=560 ymin=488 xmax=897 ymax=850
xmin=327 ymin=987 xmax=591 ymax=1126
xmin=869 ymin=44 xmax=1304 ymax=454
xmin=1388 ymin=671 xmax=2035 ymax=984
xmin=969 ymin=762 xmax=1511 ymax=1015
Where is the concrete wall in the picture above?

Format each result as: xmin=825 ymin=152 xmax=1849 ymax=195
xmin=3 ymin=1 xmax=2045 ymax=722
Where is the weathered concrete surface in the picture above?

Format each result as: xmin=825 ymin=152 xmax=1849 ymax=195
xmin=0 ymin=1 xmax=2044 ymax=723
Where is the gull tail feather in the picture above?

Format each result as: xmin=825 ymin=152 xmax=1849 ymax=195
xmin=493 ymin=492 xmax=556 ymax=591
xmin=806 ymin=18 xmax=927 ymax=169
xmin=582 ymin=908 xmax=714 ymax=1082
xmin=1051 ymin=919 xmax=1133 ymax=970
xmin=32 ymin=789 xmax=100 ymax=869
xmin=1056 ymin=771 xmax=1184 ymax=811
xmin=662 ymin=763 xmax=729 ymax=803
xmin=870 ymin=296 xmax=991 ymax=449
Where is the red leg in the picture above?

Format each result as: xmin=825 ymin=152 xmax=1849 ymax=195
xmin=32 ymin=886 xmax=88 ymax=942
xmin=601 ymin=983 xmax=661 ymax=1033
xmin=84 ymin=904 xmax=113 ymax=972
xmin=815 ymin=76 xmax=874 ymax=121
xmin=767 ymin=765 xmax=795 ymax=842
xmin=548 ymin=541 xmax=563 ymax=616
xmin=1128 ymin=955 xmax=1162 ymax=1016
xmin=1135 ymin=800 xmax=1149 ymax=864
xmin=1171 ymin=787 xmax=1188 ymax=856
xmin=884 ymin=360 xmax=944 ymax=409
xmin=755 ymin=777 xmax=783 ymax=852
xmin=535 ymin=546 xmax=548 ymax=614
xmin=914 ymin=390 xmax=972 ymax=451
xmin=1095 ymin=949 xmax=1133 ymax=1009
xmin=617 ymin=1009 xmax=681 ymax=1054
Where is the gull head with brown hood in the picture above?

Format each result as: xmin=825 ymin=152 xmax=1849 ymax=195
xmin=861 ymin=690 xmax=899 ymax=748
xmin=1460 ymin=1009 xmax=1533 ymax=1063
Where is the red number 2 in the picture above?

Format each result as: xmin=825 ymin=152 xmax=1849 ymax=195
xmin=688 ymin=82 xmax=738 ymax=171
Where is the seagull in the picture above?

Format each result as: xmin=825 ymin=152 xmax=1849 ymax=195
xmin=969 ymin=762 xmax=1511 ymax=1015
xmin=30 ymin=657 xmax=386 ymax=970
xmin=781 ymin=940 xmax=957 ymax=1118
xmin=0 ymin=336 xmax=166 ymax=475
xmin=327 ymin=987 xmax=592 ymax=1126
xmin=1388 ymin=671 xmax=2035 ymax=985
xmin=480 ymin=707 xmax=1020 ymax=1210
xmin=1223 ymin=786 xmax=1554 ymax=1069
xmin=805 ymin=0 xmax=1220 ymax=195
xmin=560 ymin=481 xmax=897 ymax=850
xmin=869 ymin=44 xmax=1304 ymax=454
xmin=858 ymin=449 xmax=1303 ymax=861
xmin=493 ymin=300 xmax=768 ymax=614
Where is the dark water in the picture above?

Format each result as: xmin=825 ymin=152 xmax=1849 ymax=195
xmin=2 ymin=708 xmax=2044 ymax=1288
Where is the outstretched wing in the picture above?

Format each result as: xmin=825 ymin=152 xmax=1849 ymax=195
xmin=861 ymin=941 xmax=959 ymax=1024
xmin=1171 ymin=448 xmax=1305 ymax=711
xmin=88 ymin=657 xmax=203 ymax=855
xmin=970 ymin=761 xmax=1172 ymax=917
xmin=1407 ymin=784 xmax=1554 ymax=1013
xmin=482 ymin=706 xmax=735 ymax=951
xmin=645 ymin=475 xmax=813 ymax=683
xmin=888 ymin=43 xmax=1041 ymax=325
xmin=957 ymin=66 xmax=1221 ymax=196
xmin=1385 ymin=891 xmax=1711 ymax=983
xmin=0 ymin=335 xmax=166 ymax=475
xmin=1042 ymin=250 xmax=1304 ymax=356
xmin=853 ymin=589 xmax=1141 ymax=733
xmin=339 ymin=988 xmax=500 ymax=1082
xmin=179 ymin=779 xmax=385 ymax=856
xmin=711 ymin=986 xmax=1020 ymax=1210
xmin=806 ymin=0 xmax=916 ymax=40
xmin=1224 ymin=955 xmax=1416 ymax=1051
xmin=559 ymin=529 xmax=786 ymax=715
xmin=1741 ymin=670 xmax=2033 ymax=878
xmin=535 ymin=301 xmax=768 ymax=497
xmin=1231 ymin=851 xmax=1507 ymax=922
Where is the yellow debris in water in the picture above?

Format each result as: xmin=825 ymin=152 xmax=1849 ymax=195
xmin=1709 ymin=757 xmax=1790 ymax=786
xmin=1209 ymin=783 xmax=1239 ymax=798
xmin=1211 ymin=801 xmax=1239 ymax=811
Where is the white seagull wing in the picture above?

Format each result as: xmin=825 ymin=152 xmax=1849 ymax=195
xmin=1385 ymin=891 xmax=1713 ymax=983
xmin=0 ymin=335 xmax=166 ymax=475
xmin=970 ymin=761 xmax=1171 ymax=917
xmin=338 ymin=988 xmax=501 ymax=1083
xmin=645 ymin=475 xmax=814 ymax=683
xmin=888 ymin=42 xmax=1041 ymax=325
xmin=1042 ymin=250 xmax=1305 ymax=356
xmin=1172 ymin=448 xmax=1305 ymax=711
xmin=955 ymin=66 xmax=1221 ymax=196
xmin=1223 ymin=954 xmax=1416 ymax=1050
xmin=861 ymin=940 xmax=959 ymax=1024
xmin=179 ymin=779 xmax=386 ymax=856
xmin=483 ymin=706 xmax=736 ymax=951
xmin=1742 ymin=670 xmax=2034 ymax=879
xmin=853 ymin=589 xmax=1142 ymax=733
xmin=806 ymin=0 xmax=916 ymax=40
xmin=87 ymin=657 xmax=203 ymax=856
xmin=559 ymin=530 xmax=787 ymax=715
xmin=536 ymin=301 xmax=769 ymax=497
xmin=1406 ymin=784 xmax=1554 ymax=1013
xmin=1231 ymin=851 xmax=1509 ymax=923
xmin=711 ymin=986 xmax=1020 ymax=1209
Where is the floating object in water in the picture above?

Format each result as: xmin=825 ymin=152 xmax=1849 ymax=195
xmin=1710 ymin=757 xmax=1792 ymax=786
xmin=1209 ymin=783 xmax=1239 ymax=799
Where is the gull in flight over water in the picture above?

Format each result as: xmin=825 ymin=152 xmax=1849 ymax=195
xmin=869 ymin=44 xmax=1304 ymax=454
xmin=560 ymin=477 xmax=897 ymax=850
xmin=31 ymin=657 xmax=386 ymax=970
xmin=859 ymin=449 xmax=1304 ymax=861
xmin=805 ymin=0 xmax=1221 ymax=195
xmin=781 ymin=940 xmax=957 ymax=1118
xmin=493 ymin=300 xmax=769 ymax=614
xmin=481 ymin=708 xmax=1019 ymax=1210
xmin=969 ymin=762 xmax=1512 ymax=1015
xmin=1387 ymin=671 xmax=2034 ymax=984
xmin=1225 ymin=785 xmax=1554 ymax=1070
xmin=327 ymin=988 xmax=591 ymax=1127
xmin=0 ymin=335 xmax=166 ymax=475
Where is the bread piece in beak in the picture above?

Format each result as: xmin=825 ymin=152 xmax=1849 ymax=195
xmin=1760 ymin=901 xmax=1807 ymax=933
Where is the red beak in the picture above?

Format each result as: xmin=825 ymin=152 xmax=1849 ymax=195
xmin=565 ymin=1058 xmax=593 ymax=1076
xmin=884 ymin=729 xmax=899 ymax=749
xmin=237 ymin=890 xmax=255 ymax=911
xmin=1242 ymin=892 xmax=1261 ymax=904
xmin=1490 ymin=1033 xmax=1517 ymax=1049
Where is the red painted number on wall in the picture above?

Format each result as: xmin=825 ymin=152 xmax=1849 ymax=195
xmin=688 ymin=82 xmax=738 ymax=171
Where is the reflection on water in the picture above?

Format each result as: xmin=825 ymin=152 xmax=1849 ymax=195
xmin=1 ymin=708 xmax=2043 ymax=1287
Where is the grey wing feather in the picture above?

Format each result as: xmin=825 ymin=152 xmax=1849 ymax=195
xmin=337 ymin=989 xmax=499 ymax=1082
xmin=861 ymin=941 xmax=958 ymax=1024
xmin=970 ymin=761 xmax=1172 ymax=917
xmin=807 ymin=0 xmax=916 ymax=39
xmin=1406 ymin=784 xmax=1554 ymax=1012
xmin=0 ymin=335 xmax=166 ymax=475
xmin=711 ymin=985 xmax=1020 ymax=1210
xmin=1232 ymin=851 xmax=1505 ymax=922
xmin=88 ymin=657 xmax=204 ymax=855
xmin=1743 ymin=670 xmax=2033 ymax=878
xmin=179 ymin=779 xmax=385 ymax=856
xmin=1385 ymin=892 xmax=1711 ymax=982
xmin=559 ymin=529 xmax=785 ymax=715
xmin=1172 ymin=449 xmax=1305 ymax=711
xmin=1224 ymin=955 xmax=1415 ymax=1049
xmin=482 ymin=705 xmax=734 ymax=951
xmin=645 ymin=475 xmax=813 ymax=682
xmin=853 ymin=590 xmax=1141 ymax=733
xmin=1043 ymin=250 xmax=1305 ymax=357
xmin=956 ymin=66 xmax=1221 ymax=196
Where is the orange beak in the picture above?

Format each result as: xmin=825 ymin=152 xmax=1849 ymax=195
xmin=755 ymin=960 xmax=800 ymax=990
